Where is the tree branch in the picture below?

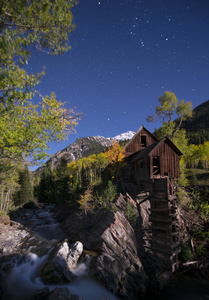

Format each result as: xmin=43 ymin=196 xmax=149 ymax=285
xmin=171 ymin=116 xmax=184 ymax=138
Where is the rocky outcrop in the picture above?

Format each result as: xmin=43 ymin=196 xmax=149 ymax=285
xmin=58 ymin=197 xmax=148 ymax=299
xmin=88 ymin=210 xmax=147 ymax=299
xmin=0 ymin=223 xmax=30 ymax=255
xmin=38 ymin=240 xmax=83 ymax=284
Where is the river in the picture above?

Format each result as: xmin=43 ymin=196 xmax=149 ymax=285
xmin=1 ymin=204 xmax=118 ymax=300
xmin=1 ymin=205 xmax=209 ymax=300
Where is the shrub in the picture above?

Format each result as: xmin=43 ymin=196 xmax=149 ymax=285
xmin=78 ymin=186 xmax=94 ymax=214
xmin=96 ymin=180 xmax=117 ymax=210
xmin=176 ymin=187 xmax=188 ymax=206
xmin=179 ymin=241 xmax=194 ymax=262
xmin=125 ymin=201 xmax=138 ymax=227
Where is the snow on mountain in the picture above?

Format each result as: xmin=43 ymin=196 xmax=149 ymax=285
xmin=112 ymin=131 xmax=135 ymax=142
xmin=88 ymin=131 xmax=135 ymax=145
xmin=88 ymin=135 xmax=113 ymax=147
xmin=87 ymin=131 xmax=136 ymax=147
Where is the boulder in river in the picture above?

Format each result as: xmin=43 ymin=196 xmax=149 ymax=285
xmin=38 ymin=240 xmax=83 ymax=284
xmin=58 ymin=197 xmax=148 ymax=299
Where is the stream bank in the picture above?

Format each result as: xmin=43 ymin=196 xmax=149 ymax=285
xmin=0 ymin=204 xmax=118 ymax=300
xmin=1 ymin=199 xmax=209 ymax=300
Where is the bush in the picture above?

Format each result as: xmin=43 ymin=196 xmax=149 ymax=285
xmin=179 ymin=241 xmax=194 ymax=262
xmin=78 ymin=186 xmax=94 ymax=214
xmin=125 ymin=201 xmax=138 ymax=227
xmin=193 ymin=226 xmax=209 ymax=257
xmin=103 ymin=181 xmax=117 ymax=204
xmin=96 ymin=180 xmax=117 ymax=209
xmin=0 ymin=213 xmax=10 ymax=225
xmin=190 ymin=173 xmax=198 ymax=185
xmin=176 ymin=187 xmax=188 ymax=206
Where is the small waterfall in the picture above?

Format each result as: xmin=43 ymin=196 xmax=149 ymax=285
xmin=69 ymin=256 xmax=118 ymax=300
xmin=3 ymin=252 xmax=118 ymax=300
xmin=1 ymin=205 xmax=119 ymax=300
xmin=3 ymin=253 xmax=46 ymax=300
xmin=72 ymin=261 xmax=88 ymax=277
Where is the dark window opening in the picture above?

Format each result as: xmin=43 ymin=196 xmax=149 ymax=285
xmin=141 ymin=162 xmax=143 ymax=168
xmin=153 ymin=156 xmax=160 ymax=176
xmin=141 ymin=135 xmax=147 ymax=148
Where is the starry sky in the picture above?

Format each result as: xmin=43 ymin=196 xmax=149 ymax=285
xmin=29 ymin=0 xmax=209 ymax=157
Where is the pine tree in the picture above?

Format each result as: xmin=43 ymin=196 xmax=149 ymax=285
xmin=53 ymin=157 xmax=70 ymax=203
xmin=16 ymin=166 xmax=34 ymax=206
xmin=38 ymin=163 xmax=55 ymax=203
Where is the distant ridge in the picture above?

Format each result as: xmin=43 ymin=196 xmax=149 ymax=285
xmin=35 ymin=131 xmax=135 ymax=172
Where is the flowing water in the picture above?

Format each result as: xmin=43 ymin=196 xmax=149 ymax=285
xmin=1 ymin=205 xmax=118 ymax=300
xmin=1 ymin=205 xmax=209 ymax=300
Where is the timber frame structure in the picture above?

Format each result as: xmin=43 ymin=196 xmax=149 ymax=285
xmin=122 ymin=125 xmax=182 ymax=272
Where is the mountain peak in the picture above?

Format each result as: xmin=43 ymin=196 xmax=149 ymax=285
xmin=112 ymin=131 xmax=135 ymax=142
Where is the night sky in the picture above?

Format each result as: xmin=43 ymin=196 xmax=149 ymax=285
xmin=29 ymin=0 xmax=209 ymax=157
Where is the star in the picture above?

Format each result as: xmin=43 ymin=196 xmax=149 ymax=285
xmin=140 ymin=38 xmax=145 ymax=47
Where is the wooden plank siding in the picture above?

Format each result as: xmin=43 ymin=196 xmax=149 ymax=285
xmin=132 ymin=157 xmax=150 ymax=182
xmin=149 ymin=140 xmax=180 ymax=179
xmin=126 ymin=137 xmax=182 ymax=183
xmin=125 ymin=126 xmax=158 ymax=154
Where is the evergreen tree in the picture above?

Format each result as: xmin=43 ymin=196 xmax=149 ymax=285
xmin=15 ymin=165 xmax=34 ymax=206
xmin=38 ymin=163 xmax=55 ymax=203
xmin=53 ymin=157 xmax=70 ymax=203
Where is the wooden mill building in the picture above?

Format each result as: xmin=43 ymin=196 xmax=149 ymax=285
xmin=122 ymin=126 xmax=182 ymax=272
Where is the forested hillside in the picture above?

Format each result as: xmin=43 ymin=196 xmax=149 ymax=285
xmin=37 ymin=136 xmax=113 ymax=172
xmin=181 ymin=99 xmax=209 ymax=144
xmin=35 ymin=132 xmax=134 ymax=173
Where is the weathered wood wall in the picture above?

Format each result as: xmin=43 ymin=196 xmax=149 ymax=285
xmin=132 ymin=157 xmax=150 ymax=182
xmin=149 ymin=140 xmax=180 ymax=179
xmin=125 ymin=127 xmax=157 ymax=154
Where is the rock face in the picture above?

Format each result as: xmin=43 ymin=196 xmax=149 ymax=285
xmin=58 ymin=197 xmax=148 ymax=299
xmin=0 ymin=224 xmax=30 ymax=255
xmin=88 ymin=211 xmax=147 ymax=299
xmin=38 ymin=240 xmax=83 ymax=284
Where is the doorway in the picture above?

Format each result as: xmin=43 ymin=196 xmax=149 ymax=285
xmin=153 ymin=156 xmax=160 ymax=176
